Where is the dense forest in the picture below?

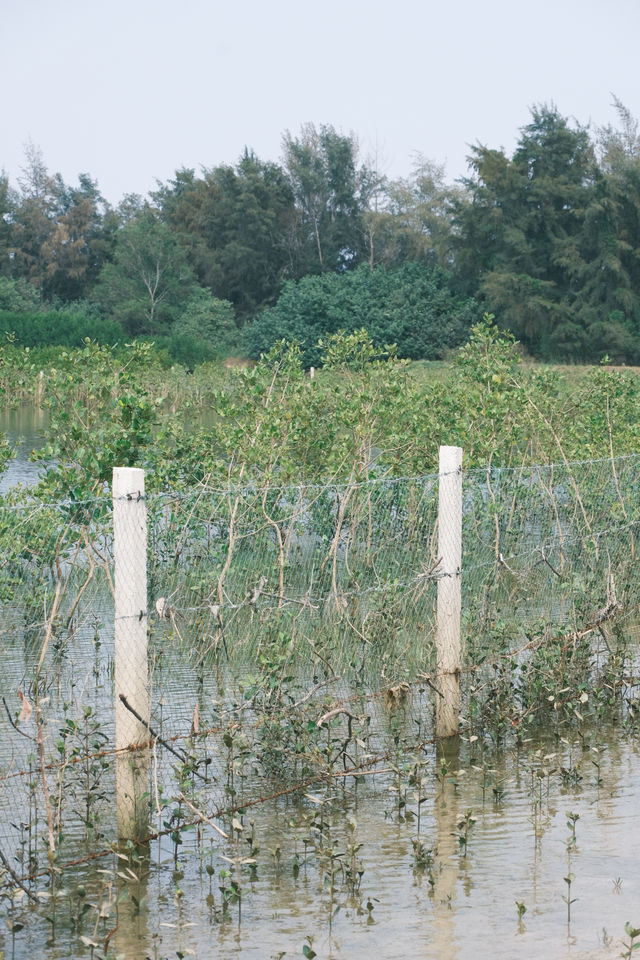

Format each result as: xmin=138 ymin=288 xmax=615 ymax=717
xmin=2 ymin=101 xmax=640 ymax=365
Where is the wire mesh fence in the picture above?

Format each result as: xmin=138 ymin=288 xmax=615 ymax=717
xmin=0 ymin=450 xmax=639 ymax=892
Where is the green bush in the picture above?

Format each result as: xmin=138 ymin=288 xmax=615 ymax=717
xmin=0 ymin=309 xmax=123 ymax=348
xmin=0 ymin=277 xmax=41 ymax=312
xmin=244 ymin=262 xmax=480 ymax=366
xmin=148 ymin=332 xmax=218 ymax=368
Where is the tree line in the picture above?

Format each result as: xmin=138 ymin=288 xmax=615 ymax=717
xmin=2 ymin=101 xmax=640 ymax=364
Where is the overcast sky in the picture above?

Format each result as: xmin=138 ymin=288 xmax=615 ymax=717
xmin=3 ymin=0 xmax=640 ymax=205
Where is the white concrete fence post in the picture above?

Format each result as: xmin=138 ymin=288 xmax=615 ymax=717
xmin=113 ymin=466 xmax=150 ymax=842
xmin=436 ymin=445 xmax=463 ymax=739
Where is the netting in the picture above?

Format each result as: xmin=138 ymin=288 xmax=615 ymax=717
xmin=0 ymin=452 xmax=639 ymax=892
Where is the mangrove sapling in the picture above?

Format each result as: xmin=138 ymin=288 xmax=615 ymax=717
xmin=409 ymin=759 xmax=429 ymax=837
xmin=316 ymin=841 xmax=343 ymax=930
xmin=343 ymin=816 xmax=364 ymax=899
xmin=456 ymin=811 xmax=476 ymax=855
xmin=621 ymin=923 xmax=640 ymax=959
xmin=560 ymin=810 xmax=580 ymax=924
xmin=71 ymin=882 xmax=91 ymax=934
xmin=562 ymin=872 xmax=576 ymax=924
xmin=57 ymin=705 xmax=110 ymax=840
xmin=478 ymin=763 xmax=496 ymax=806
xmin=5 ymin=907 xmax=25 ymax=959
xmin=565 ymin=811 xmax=580 ymax=851
xmin=217 ymin=865 xmax=241 ymax=924
xmin=270 ymin=843 xmax=282 ymax=876
xmin=344 ymin=837 xmax=365 ymax=899
xmin=302 ymin=935 xmax=317 ymax=959
xmin=4 ymin=685 xmax=60 ymax=918
xmin=203 ymin=836 xmax=216 ymax=892
xmin=223 ymin=728 xmax=237 ymax=801
xmin=492 ymin=779 xmax=507 ymax=804
xmin=165 ymin=802 xmax=186 ymax=871
xmin=436 ymin=756 xmax=448 ymax=791
xmin=411 ymin=839 xmax=435 ymax=873
xmin=559 ymin=763 xmax=583 ymax=788
xmin=245 ymin=818 xmax=259 ymax=868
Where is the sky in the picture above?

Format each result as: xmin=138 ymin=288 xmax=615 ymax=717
xmin=3 ymin=0 xmax=640 ymax=205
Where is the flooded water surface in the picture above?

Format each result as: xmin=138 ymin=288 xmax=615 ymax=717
xmin=4 ymin=723 xmax=640 ymax=960
xmin=0 ymin=404 xmax=48 ymax=491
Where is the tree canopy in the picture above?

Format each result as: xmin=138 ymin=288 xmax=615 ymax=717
xmin=4 ymin=105 xmax=640 ymax=363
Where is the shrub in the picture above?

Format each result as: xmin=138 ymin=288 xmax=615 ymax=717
xmin=244 ymin=262 xmax=480 ymax=366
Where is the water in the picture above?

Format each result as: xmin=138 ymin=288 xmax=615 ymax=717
xmin=3 ymin=723 xmax=640 ymax=959
xmin=0 ymin=405 xmax=48 ymax=491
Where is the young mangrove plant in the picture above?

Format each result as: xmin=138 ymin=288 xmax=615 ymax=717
xmin=456 ymin=810 xmax=476 ymax=855
xmin=621 ymin=922 xmax=640 ymax=958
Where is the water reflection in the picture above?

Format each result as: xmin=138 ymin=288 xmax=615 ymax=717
xmin=432 ymin=738 xmax=460 ymax=960
xmin=0 ymin=405 xmax=48 ymax=491
xmin=113 ymin=858 xmax=150 ymax=960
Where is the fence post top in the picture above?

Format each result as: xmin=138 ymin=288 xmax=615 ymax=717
xmin=439 ymin=446 xmax=463 ymax=470
xmin=113 ymin=467 xmax=146 ymax=497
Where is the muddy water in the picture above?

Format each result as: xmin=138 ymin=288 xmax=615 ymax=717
xmin=5 ymin=725 xmax=640 ymax=960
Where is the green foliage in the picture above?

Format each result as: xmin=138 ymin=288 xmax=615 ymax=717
xmin=0 ymin=173 xmax=12 ymax=279
xmin=622 ymin=923 xmax=640 ymax=958
xmin=445 ymin=314 xmax=525 ymax=461
xmin=0 ymin=308 xmax=123 ymax=348
xmin=93 ymin=210 xmax=197 ymax=336
xmin=9 ymin=146 xmax=113 ymax=303
xmin=36 ymin=340 xmax=162 ymax=497
xmin=454 ymin=103 xmax=640 ymax=361
xmin=160 ymin=339 xmax=315 ymax=487
xmin=245 ymin=262 xmax=479 ymax=366
xmin=171 ymin=288 xmax=239 ymax=356
xmin=0 ymin=277 xmax=41 ymax=311
xmin=3 ymin=316 xmax=640 ymax=493
xmin=7 ymin=109 xmax=640 ymax=362
xmin=152 ymin=328 xmax=431 ymax=489
xmin=156 ymin=153 xmax=297 ymax=319
xmin=0 ymin=430 xmax=12 ymax=480
xmin=149 ymin=332 xmax=218 ymax=368
xmin=367 ymin=155 xmax=461 ymax=269
xmin=282 ymin=122 xmax=370 ymax=273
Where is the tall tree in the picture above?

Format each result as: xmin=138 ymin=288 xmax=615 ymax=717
xmin=41 ymin=173 xmax=112 ymax=301
xmin=157 ymin=152 xmax=296 ymax=319
xmin=282 ymin=123 xmax=369 ymax=273
xmin=94 ymin=208 xmax=196 ymax=336
xmin=10 ymin=142 xmax=57 ymax=295
xmin=0 ymin=173 xmax=13 ymax=278
xmin=9 ymin=145 xmax=115 ymax=304
xmin=366 ymin=156 xmax=458 ymax=269
xmin=584 ymin=98 xmax=640 ymax=357
xmin=454 ymin=105 xmax=605 ymax=358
